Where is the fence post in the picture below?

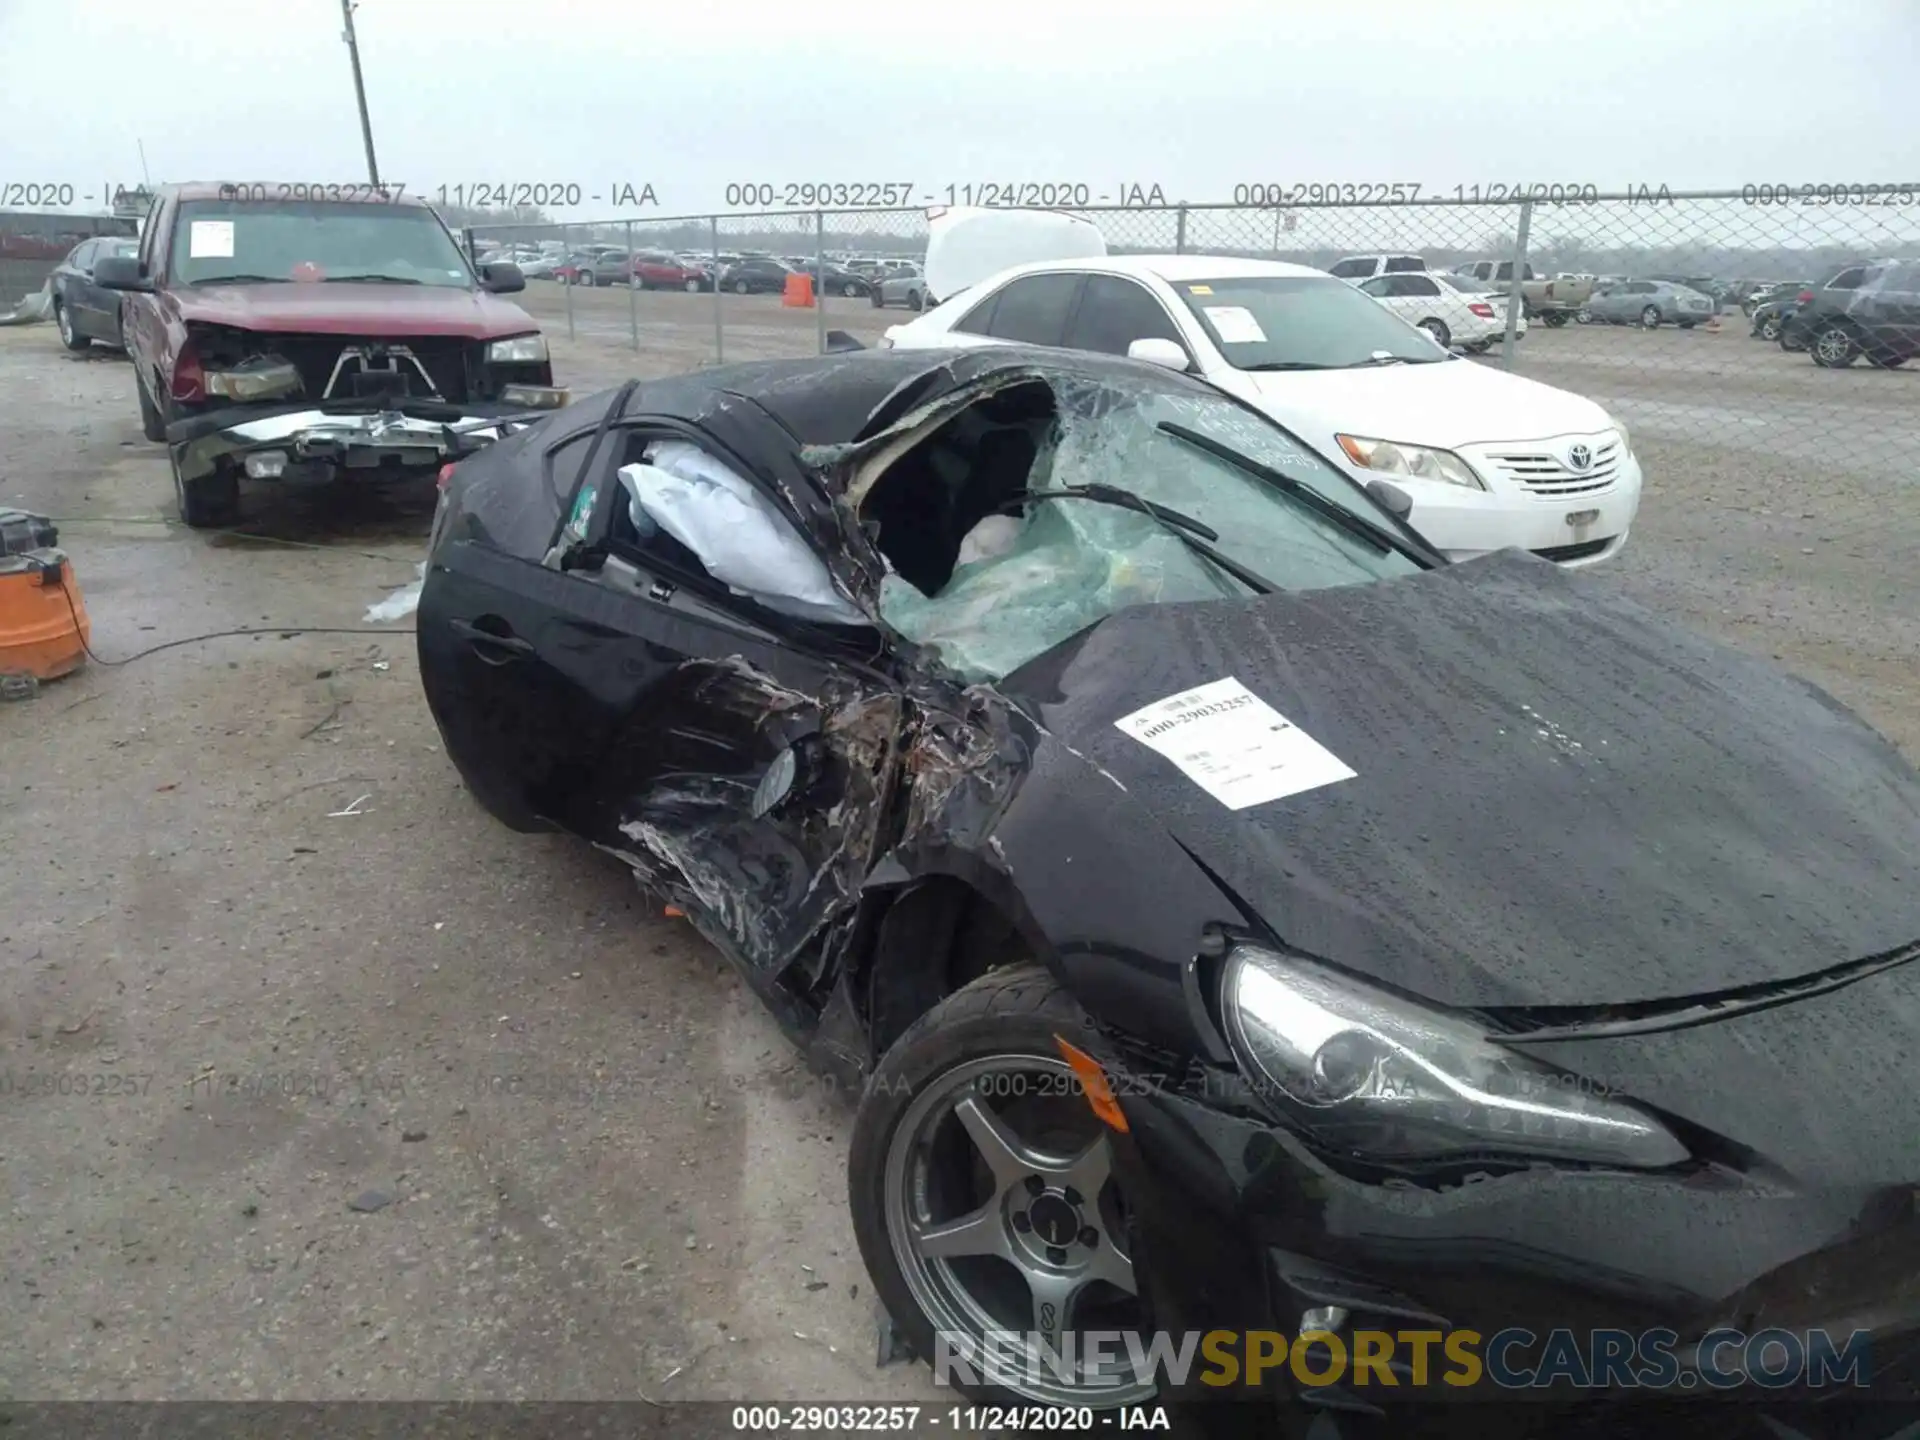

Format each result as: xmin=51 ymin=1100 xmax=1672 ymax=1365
xmin=626 ymin=219 xmax=639 ymax=353
xmin=815 ymin=210 xmax=828 ymax=355
xmin=563 ymin=221 xmax=575 ymax=341
xmin=1498 ymin=199 xmax=1532 ymax=369
xmin=1175 ymin=204 xmax=1188 ymax=255
xmin=710 ymin=216 xmax=724 ymax=365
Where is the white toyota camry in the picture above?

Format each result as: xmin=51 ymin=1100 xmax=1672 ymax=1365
xmin=882 ymin=243 xmax=1640 ymax=567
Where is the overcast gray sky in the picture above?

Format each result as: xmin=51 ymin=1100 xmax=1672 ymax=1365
xmin=2 ymin=0 xmax=1913 ymax=221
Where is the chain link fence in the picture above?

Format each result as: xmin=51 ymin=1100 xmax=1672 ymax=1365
xmin=473 ymin=189 xmax=1920 ymax=483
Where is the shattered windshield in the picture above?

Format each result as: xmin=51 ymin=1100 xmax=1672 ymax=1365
xmin=169 ymin=200 xmax=477 ymax=288
xmin=1170 ymin=275 xmax=1444 ymax=369
xmin=875 ymin=377 xmax=1423 ymax=682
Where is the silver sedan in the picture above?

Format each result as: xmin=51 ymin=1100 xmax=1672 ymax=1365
xmin=1583 ymin=279 xmax=1718 ymax=329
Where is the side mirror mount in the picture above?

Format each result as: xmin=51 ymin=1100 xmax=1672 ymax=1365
xmin=1127 ymin=337 xmax=1191 ymax=372
xmin=480 ymin=262 xmax=526 ymax=294
xmin=1365 ymin=478 xmax=1413 ymax=519
xmin=94 ymin=255 xmax=153 ymax=292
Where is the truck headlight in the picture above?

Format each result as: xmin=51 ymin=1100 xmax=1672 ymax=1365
xmin=1220 ymin=945 xmax=1688 ymax=1169
xmin=487 ymin=334 xmax=549 ymax=364
xmin=1335 ymin=435 xmax=1486 ymax=490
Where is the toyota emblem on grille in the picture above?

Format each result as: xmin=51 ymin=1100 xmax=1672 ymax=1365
xmin=1566 ymin=443 xmax=1593 ymax=472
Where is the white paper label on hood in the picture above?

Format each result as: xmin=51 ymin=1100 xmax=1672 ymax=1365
xmin=188 ymin=220 xmax=235 ymax=258
xmin=1115 ymin=677 xmax=1355 ymax=810
xmin=1202 ymin=305 xmax=1266 ymax=344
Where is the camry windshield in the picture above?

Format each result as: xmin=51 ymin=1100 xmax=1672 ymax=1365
xmin=169 ymin=200 xmax=476 ymax=287
xmin=869 ymin=376 xmax=1426 ymax=682
xmin=1171 ymin=275 xmax=1446 ymax=368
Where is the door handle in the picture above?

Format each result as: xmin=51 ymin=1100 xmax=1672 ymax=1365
xmin=449 ymin=617 xmax=535 ymax=664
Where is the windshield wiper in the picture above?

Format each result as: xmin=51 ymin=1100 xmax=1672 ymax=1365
xmin=1008 ymin=484 xmax=1276 ymax=595
xmin=194 ymin=274 xmax=290 ymax=285
xmin=320 ymin=274 xmax=425 ymax=284
xmin=1156 ymin=421 xmax=1433 ymax=564
xmin=1237 ymin=361 xmax=1335 ymax=372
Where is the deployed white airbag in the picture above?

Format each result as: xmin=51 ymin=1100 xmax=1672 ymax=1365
xmin=618 ymin=440 xmax=866 ymax=625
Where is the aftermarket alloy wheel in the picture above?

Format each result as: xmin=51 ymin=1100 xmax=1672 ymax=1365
xmin=850 ymin=965 xmax=1155 ymax=1408
xmin=1811 ymin=325 xmax=1860 ymax=367
xmin=1639 ymin=306 xmax=1662 ymax=329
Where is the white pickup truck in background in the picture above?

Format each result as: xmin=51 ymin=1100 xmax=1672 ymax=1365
xmin=1451 ymin=261 xmax=1594 ymax=327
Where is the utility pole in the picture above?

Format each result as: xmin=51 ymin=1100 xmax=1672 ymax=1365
xmin=340 ymin=0 xmax=381 ymax=186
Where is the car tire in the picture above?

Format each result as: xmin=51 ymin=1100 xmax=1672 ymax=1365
xmin=1678 ymin=321 xmax=1696 ymax=330
xmin=848 ymin=963 xmax=1156 ymax=1410
xmin=842 ymin=281 xmax=861 ymax=298
xmin=1464 ymin=340 xmax=1491 ymax=354
xmin=135 ymin=366 xmax=167 ymax=442
xmin=1542 ymin=310 xmax=1569 ymax=327
xmin=54 ymin=297 xmax=91 ymax=353
xmin=1759 ymin=316 xmax=1783 ymax=340
xmin=1417 ymin=318 xmax=1450 ymax=348
xmin=172 ymin=453 xmax=239 ymax=529
xmin=684 ymin=278 xmax=700 ymax=293
xmin=733 ymin=279 xmax=750 ymax=295
xmin=1575 ymin=308 xmax=1594 ymax=324
xmin=1810 ymin=324 xmax=1859 ymax=368
xmin=1639 ymin=306 xmax=1662 ymax=329
xmin=581 ymin=271 xmax=596 ymax=287
xmin=910 ymin=290 xmax=927 ymax=312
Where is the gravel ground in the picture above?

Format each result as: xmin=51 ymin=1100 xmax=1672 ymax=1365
xmin=0 ymin=295 xmax=1914 ymax=1401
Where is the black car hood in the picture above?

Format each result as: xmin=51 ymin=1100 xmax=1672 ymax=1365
xmin=1007 ymin=551 xmax=1920 ymax=1009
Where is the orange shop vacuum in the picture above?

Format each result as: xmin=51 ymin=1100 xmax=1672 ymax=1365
xmin=0 ymin=510 xmax=90 ymax=700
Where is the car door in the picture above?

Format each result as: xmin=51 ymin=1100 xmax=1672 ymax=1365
xmin=58 ymin=241 xmax=98 ymax=334
xmin=1355 ymin=274 xmax=1407 ymax=321
xmin=954 ymin=271 xmax=1086 ymax=349
xmin=1058 ymin=272 xmax=1192 ymax=362
xmin=422 ymin=402 xmax=904 ymax=979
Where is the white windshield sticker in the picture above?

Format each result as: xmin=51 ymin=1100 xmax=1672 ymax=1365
xmin=1202 ymin=305 xmax=1266 ymax=344
xmin=188 ymin=220 xmax=235 ymax=258
xmin=1115 ymin=676 xmax=1355 ymax=810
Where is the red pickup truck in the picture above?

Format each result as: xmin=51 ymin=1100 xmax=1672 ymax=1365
xmin=96 ymin=182 xmax=567 ymax=526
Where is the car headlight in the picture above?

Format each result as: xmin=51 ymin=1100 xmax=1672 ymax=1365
xmin=487 ymin=334 xmax=548 ymax=364
xmin=1335 ymin=435 xmax=1486 ymax=490
xmin=1220 ymin=945 xmax=1689 ymax=1169
xmin=1602 ymin=412 xmax=1632 ymax=455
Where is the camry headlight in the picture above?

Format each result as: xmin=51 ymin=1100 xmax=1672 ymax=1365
xmin=1220 ymin=946 xmax=1688 ymax=1169
xmin=1335 ymin=435 xmax=1485 ymax=490
xmin=1603 ymin=412 xmax=1632 ymax=454
xmin=487 ymin=334 xmax=549 ymax=363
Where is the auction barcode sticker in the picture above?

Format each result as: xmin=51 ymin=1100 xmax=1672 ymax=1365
xmin=1114 ymin=676 xmax=1356 ymax=810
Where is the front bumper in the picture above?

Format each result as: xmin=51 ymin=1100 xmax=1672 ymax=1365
xmin=165 ymin=400 xmax=560 ymax=487
xmin=1106 ymin=1071 xmax=1920 ymax=1435
xmin=1365 ymin=437 xmax=1644 ymax=569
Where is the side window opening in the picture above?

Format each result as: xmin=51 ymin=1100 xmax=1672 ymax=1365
xmin=604 ymin=430 xmax=866 ymax=626
xmin=857 ymin=381 xmax=1057 ymax=599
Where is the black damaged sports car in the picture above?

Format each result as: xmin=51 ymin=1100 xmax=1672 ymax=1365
xmin=417 ymin=345 xmax=1920 ymax=1436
